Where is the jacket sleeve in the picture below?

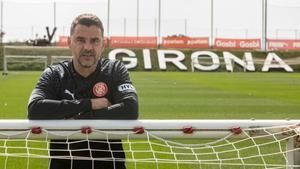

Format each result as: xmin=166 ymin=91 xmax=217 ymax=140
xmin=77 ymin=61 xmax=139 ymax=120
xmin=27 ymin=67 xmax=92 ymax=120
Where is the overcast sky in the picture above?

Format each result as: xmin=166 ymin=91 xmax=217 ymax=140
xmin=1 ymin=0 xmax=300 ymax=42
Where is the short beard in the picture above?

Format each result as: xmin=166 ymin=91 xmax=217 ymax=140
xmin=78 ymin=50 xmax=97 ymax=68
xmin=77 ymin=56 xmax=97 ymax=68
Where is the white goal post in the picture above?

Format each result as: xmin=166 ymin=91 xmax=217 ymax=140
xmin=0 ymin=119 xmax=299 ymax=169
xmin=2 ymin=46 xmax=72 ymax=74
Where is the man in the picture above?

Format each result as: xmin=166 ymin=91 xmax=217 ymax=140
xmin=28 ymin=13 xmax=138 ymax=169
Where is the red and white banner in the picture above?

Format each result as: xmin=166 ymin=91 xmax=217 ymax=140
xmin=58 ymin=36 xmax=108 ymax=47
xmin=58 ymin=36 xmax=69 ymax=47
xmin=267 ymin=39 xmax=300 ymax=51
xmin=214 ymin=38 xmax=261 ymax=50
xmin=110 ymin=36 xmax=157 ymax=48
xmin=162 ymin=37 xmax=209 ymax=49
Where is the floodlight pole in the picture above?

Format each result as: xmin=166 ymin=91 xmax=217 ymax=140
xmin=107 ymin=0 xmax=110 ymax=48
xmin=262 ymin=0 xmax=267 ymax=51
xmin=53 ymin=2 xmax=56 ymax=43
xmin=158 ymin=0 xmax=161 ymax=48
xmin=53 ymin=2 xmax=56 ymax=27
xmin=1 ymin=0 xmax=6 ymax=75
xmin=0 ymin=0 xmax=2 ymax=34
xmin=210 ymin=0 xmax=214 ymax=48
xmin=136 ymin=0 xmax=139 ymax=38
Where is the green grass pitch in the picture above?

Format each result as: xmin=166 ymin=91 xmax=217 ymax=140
xmin=1 ymin=71 xmax=300 ymax=119
xmin=0 ymin=71 xmax=300 ymax=169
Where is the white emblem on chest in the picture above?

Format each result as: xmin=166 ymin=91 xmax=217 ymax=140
xmin=64 ymin=89 xmax=75 ymax=100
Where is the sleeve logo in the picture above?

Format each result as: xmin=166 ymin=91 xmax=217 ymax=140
xmin=118 ymin=83 xmax=136 ymax=92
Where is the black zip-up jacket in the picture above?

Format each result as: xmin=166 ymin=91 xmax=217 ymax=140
xmin=28 ymin=58 xmax=138 ymax=169
xmin=28 ymin=59 xmax=138 ymax=120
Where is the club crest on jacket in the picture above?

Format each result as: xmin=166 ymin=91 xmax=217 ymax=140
xmin=93 ymin=82 xmax=108 ymax=97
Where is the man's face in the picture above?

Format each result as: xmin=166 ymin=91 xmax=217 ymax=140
xmin=70 ymin=24 xmax=104 ymax=69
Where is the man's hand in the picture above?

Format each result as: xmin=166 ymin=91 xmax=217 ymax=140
xmin=91 ymin=98 xmax=111 ymax=110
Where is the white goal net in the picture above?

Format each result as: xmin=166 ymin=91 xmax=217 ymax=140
xmin=0 ymin=120 xmax=299 ymax=169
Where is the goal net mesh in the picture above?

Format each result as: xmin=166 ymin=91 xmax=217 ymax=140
xmin=0 ymin=124 xmax=299 ymax=169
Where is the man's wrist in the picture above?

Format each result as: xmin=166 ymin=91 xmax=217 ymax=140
xmin=90 ymin=98 xmax=112 ymax=110
xmin=79 ymin=99 xmax=92 ymax=111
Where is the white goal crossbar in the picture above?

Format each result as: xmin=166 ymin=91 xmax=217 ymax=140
xmin=0 ymin=119 xmax=298 ymax=139
xmin=0 ymin=119 xmax=299 ymax=169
